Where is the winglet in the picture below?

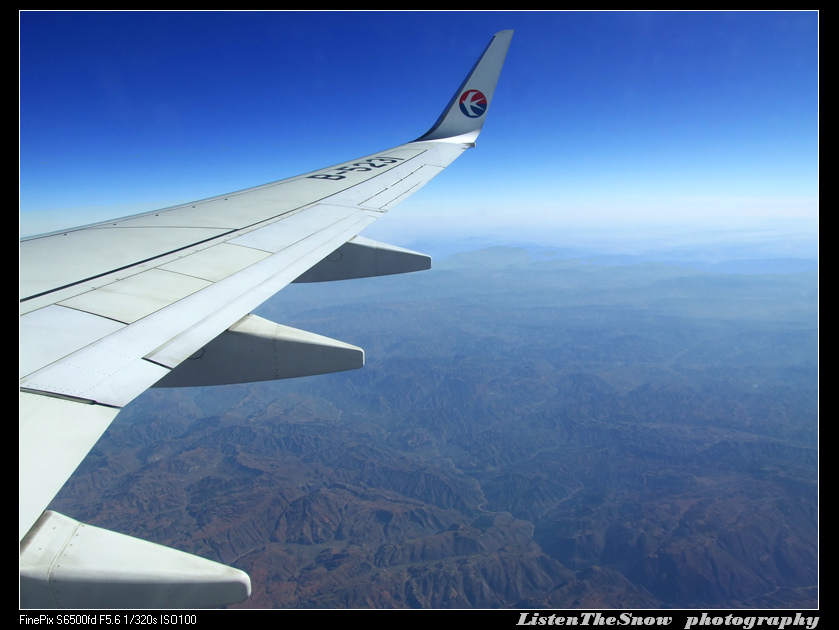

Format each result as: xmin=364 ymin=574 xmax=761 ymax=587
xmin=416 ymin=30 xmax=513 ymax=143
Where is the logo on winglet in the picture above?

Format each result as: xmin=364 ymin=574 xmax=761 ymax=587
xmin=459 ymin=89 xmax=487 ymax=118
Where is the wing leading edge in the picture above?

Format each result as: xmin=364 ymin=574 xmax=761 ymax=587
xmin=19 ymin=30 xmax=513 ymax=608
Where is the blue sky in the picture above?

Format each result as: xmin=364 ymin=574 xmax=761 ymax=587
xmin=20 ymin=11 xmax=818 ymax=257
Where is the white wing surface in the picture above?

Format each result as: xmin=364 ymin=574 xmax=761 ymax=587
xmin=20 ymin=30 xmax=512 ymax=608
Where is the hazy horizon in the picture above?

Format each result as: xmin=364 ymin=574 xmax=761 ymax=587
xmin=21 ymin=12 xmax=818 ymax=259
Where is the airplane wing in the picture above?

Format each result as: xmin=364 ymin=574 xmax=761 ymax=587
xmin=19 ymin=30 xmax=513 ymax=608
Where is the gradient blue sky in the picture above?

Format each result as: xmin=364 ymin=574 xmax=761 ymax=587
xmin=20 ymin=11 xmax=818 ymax=256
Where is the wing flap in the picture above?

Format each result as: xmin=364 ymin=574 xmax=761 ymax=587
xmin=19 ymin=394 xmax=121 ymax=539
xmin=19 ymin=305 xmax=125 ymax=380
